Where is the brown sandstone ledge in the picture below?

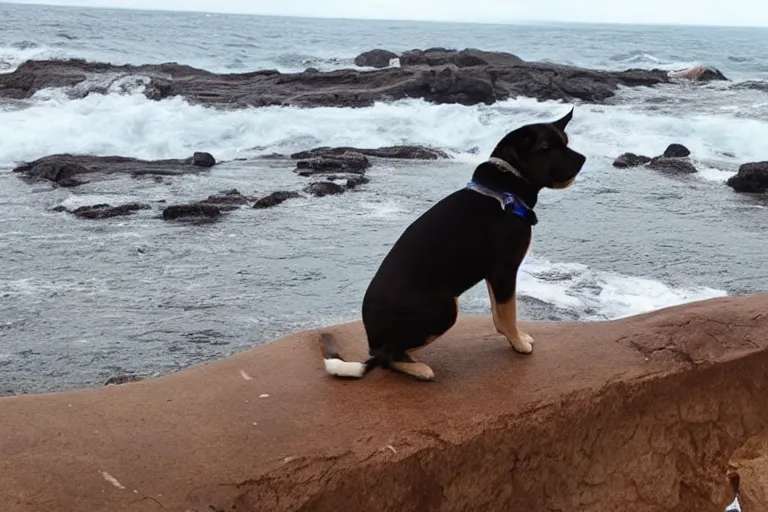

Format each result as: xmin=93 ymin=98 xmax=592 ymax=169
xmin=3 ymin=294 xmax=768 ymax=512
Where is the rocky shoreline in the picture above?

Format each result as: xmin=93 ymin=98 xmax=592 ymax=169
xmin=0 ymin=48 xmax=693 ymax=108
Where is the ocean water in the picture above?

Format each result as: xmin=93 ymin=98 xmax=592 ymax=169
xmin=1 ymin=3 xmax=768 ymax=401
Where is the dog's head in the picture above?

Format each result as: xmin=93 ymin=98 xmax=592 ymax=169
xmin=489 ymin=108 xmax=586 ymax=190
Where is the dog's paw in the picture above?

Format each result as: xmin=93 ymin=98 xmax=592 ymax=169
xmin=509 ymin=330 xmax=534 ymax=354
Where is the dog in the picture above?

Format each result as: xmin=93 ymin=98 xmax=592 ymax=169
xmin=321 ymin=107 xmax=586 ymax=381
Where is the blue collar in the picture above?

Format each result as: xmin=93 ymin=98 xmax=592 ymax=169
xmin=465 ymin=180 xmax=538 ymax=226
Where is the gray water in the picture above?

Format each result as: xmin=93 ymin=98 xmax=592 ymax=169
xmin=2 ymin=2 xmax=768 ymax=395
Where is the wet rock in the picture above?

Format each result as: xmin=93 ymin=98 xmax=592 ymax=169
xmin=663 ymin=143 xmax=691 ymax=158
xmin=201 ymin=190 xmax=258 ymax=211
xmin=354 ymin=49 xmax=398 ymax=69
xmin=726 ymin=162 xmax=768 ymax=193
xmin=647 ymin=156 xmax=698 ymax=174
xmin=345 ymin=175 xmax=370 ymax=189
xmin=304 ymin=182 xmax=346 ymax=197
xmin=295 ymin=151 xmax=371 ymax=176
xmin=290 ymin=145 xmax=449 ymax=161
xmin=399 ymin=48 xmax=525 ymax=68
xmin=252 ymin=191 xmax=301 ymax=209
xmin=192 ymin=152 xmax=216 ymax=167
xmin=613 ymin=152 xmax=652 ymax=168
xmin=669 ymin=65 xmax=728 ymax=82
xmin=105 ymin=375 xmax=143 ymax=386
xmin=55 ymin=202 xmax=151 ymax=220
xmin=162 ymin=203 xmax=221 ymax=220
xmin=13 ymin=153 xmax=216 ymax=186
xmin=0 ymin=56 xmax=671 ymax=108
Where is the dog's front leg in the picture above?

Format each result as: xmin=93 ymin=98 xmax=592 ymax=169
xmin=485 ymin=277 xmax=534 ymax=354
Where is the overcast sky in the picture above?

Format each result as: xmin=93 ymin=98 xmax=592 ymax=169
xmin=10 ymin=0 xmax=768 ymax=27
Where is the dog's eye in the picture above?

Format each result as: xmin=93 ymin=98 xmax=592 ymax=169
xmin=540 ymin=143 xmax=550 ymax=152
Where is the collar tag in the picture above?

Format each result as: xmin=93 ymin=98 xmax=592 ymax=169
xmin=465 ymin=180 xmax=538 ymax=226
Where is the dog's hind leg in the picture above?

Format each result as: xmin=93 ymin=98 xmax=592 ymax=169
xmin=366 ymin=296 xmax=458 ymax=381
xmin=485 ymin=278 xmax=533 ymax=354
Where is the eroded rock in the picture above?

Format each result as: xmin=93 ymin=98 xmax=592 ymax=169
xmin=669 ymin=65 xmax=729 ymax=82
xmin=727 ymin=162 xmax=768 ymax=193
xmin=648 ymin=156 xmax=698 ymax=174
xmin=295 ymin=151 xmax=371 ymax=176
xmin=290 ymin=145 xmax=449 ymax=161
xmin=0 ymin=56 xmax=671 ymax=107
xmin=304 ymin=181 xmax=345 ymax=197
xmin=252 ymin=191 xmax=301 ymax=209
xmin=13 ymin=153 xmax=216 ymax=186
xmin=53 ymin=202 xmax=151 ymax=219
xmin=162 ymin=203 xmax=221 ymax=220
xmin=663 ymin=143 xmax=691 ymax=158
xmin=613 ymin=152 xmax=652 ymax=168
xmin=354 ymin=49 xmax=398 ymax=69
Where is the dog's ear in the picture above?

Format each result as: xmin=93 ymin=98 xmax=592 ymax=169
xmin=493 ymin=126 xmax=536 ymax=163
xmin=551 ymin=107 xmax=574 ymax=131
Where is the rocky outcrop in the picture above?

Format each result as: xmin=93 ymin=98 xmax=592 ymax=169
xmin=304 ymin=181 xmax=346 ymax=197
xmin=669 ymin=65 xmax=729 ymax=82
xmin=161 ymin=189 xmax=256 ymax=220
xmin=252 ymin=191 xmax=301 ymax=209
xmin=648 ymin=156 xmax=698 ymax=174
xmin=730 ymin=430 xmax=768 ymax=511
xmin=295 ymin=151 xmax=371 ymax=176
xmin=290 ymin=145 xmax=449 ymax=161
xmin=399 ymin=47 xmax=526 ymax=68
xmin=613 ymin=143 xmax=698 ymax=173
xmin=13 ymin=152 xmax=216 ymax=187
xmin=354 ymin=49 xmax=398 ymax=68
xmin=0 ymin=56 xmax=671 ymax=107
xmin=663 ymin=143 xmax=691 ymax=158
xmin=613 ymin=152 xmax=652 ymax=168
xmin=2 ymin=294 xmax=768 ymax=512
xmin=52 ymin=202 xmax=151 ymax=219
xmin=726 ymin=162 xmax=768 ymax=193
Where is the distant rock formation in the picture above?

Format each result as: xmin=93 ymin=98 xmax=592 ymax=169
xmin=0 ymin=53 xmax=672 ymax=108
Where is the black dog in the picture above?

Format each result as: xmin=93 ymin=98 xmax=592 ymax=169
xmin=321 ymin=108 xmax=586 ymax=381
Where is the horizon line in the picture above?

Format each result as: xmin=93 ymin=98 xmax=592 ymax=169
xmin=4 ymin=0 xmax=768 ymax=30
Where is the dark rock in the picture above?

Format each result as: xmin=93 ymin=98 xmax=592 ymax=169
xmin=303 ymin=67 xmax=320 ymax=74
xmin=162 ymin=203 xmax=221 ymax=220
xmin=290 ymin=145 xmax=449 ymax=160
xmin=726 ymin=162 xmax=768 ymax=193
xmin=296 ymin=151 xmax=371 ymax=176
xmin=304 ymin=182 xmax=346 ymax=197
xmin=13 ymin=153 xmax=215 ymax=186
xmin=669 ymin=65 xmax=728 ymax=82
xmin=354 ymin=49 xmax=398 ymax=69
xmin=105 ymin=375 xmax=143 ymax=386
xmin=252 ymin=191 xmax=301 ymax=209
xmin=663 ymin=144 xmax=691 ymax=158
xmin=192 ymin=152 xmax=216 ymax=167
xmin=399 ymin=48 xmax=525 ymax=68
xmin=0 ymin=56 xmax=671 ymax=108
xmin=613 ymin=153 xmax=652 ymax=168
xmin=648 ymin=156 xmax=698 ymax=174
xmin=345 ymin=175 xmax=370 ymax=189
xmin=201 ymin=190 xmax=258 ymax=211
xmin=57 ymin=202 xmax=151 ymax=220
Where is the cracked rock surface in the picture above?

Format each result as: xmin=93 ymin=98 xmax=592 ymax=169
xmin=2 ymin=294 xmax=768 ymax=511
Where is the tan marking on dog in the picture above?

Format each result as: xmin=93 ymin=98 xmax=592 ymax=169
xmin=552 ymin=176 xmax=576 ymax=190
xmin=485 ymin=280 xmax=534 ymax=354
xmin=390 ymin=360 xmax=435 ymax=381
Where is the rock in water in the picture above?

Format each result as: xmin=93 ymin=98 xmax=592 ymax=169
xmin=162 ymin=204 xmax=221 ymax=220
xmin=304 ymin=182 xmax=345 ymax=197
xmin=663 ymin=143 xmax=691 ymax=158
xmin=727 ymin=162 xmax=768 ymax=193
xmin=647 ymin=156 xmax=698 ymax=174
xmin=55 ymin=202 xmax=151 ymax=219
xmin=192 ymin=152 xmax=216 ymax=167
xmin=0 ymin=57 xmax=671 ymax=107
xmin=354 ymin=49 xmax=398 ymax=68
xmin=613 ymin=152 xmax=652 ymax=168
xmin=295 ymin=151 xmax=371 ymax=175
xmin=669 ymin=65 xmax=728 ymax=82
xmin=13 ymin=153 xmax=216 ymax=186
xmin=252 ymin=191 xmax=301 ymax=209
xmin=290 ymin=145 xmax=449 ymax=161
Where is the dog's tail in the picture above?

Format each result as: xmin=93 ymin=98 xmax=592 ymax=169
xmin=320 ymin=331 xmax=381 ymax=379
